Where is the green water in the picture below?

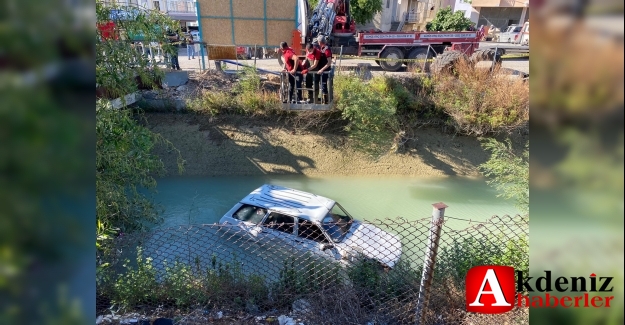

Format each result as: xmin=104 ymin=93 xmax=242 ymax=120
xmin=150 ymin=175 xmax=520 ymax=230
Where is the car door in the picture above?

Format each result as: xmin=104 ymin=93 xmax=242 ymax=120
xmin=296 ymin=219 xmax=338 ymax=261
xmin=257 ymin=212 xmax=297 ymax=248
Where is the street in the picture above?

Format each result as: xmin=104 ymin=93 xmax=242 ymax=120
xmin=173 ymin=41 xmax=529 ymax=75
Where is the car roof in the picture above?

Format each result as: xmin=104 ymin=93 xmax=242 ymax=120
xmin=239 ymin=184 xmax=335 ymax=222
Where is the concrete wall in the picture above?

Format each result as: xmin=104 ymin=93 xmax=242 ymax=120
xmin=454 ymin=0 xmax=480 ymax=23
xmin=356 ymin=0 xmax=398 ymax=32
xmin=476 ymin=7 xmax=528 ymax=30
xmin=382 ymin=0 xmax=396 ymax=31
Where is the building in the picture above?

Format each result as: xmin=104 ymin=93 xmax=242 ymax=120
xmin=357 ymin=0 xmax=457 ymax=32
xmin=101 ymin=0 xmax=198 ymax=31
xmin=399 ymin=0 xmax=457 ymax=31
xmin=454 ymin=0 xmax=480 ymax=23
xmin=471 ymin=0 xmax=529 ymax=30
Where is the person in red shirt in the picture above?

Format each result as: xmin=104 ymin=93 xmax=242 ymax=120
xmin=304 ymin=43 xmax=322 ymax=103
xmin=280 ymin=41 xmax=304 ymax=103
xmin=316 ymin=36 xmax=333 ymax=104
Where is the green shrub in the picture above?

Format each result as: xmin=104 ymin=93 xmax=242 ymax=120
xmin=436 ymin=234 xmax=529 ymax=287
xmin=163 ymin=260 xmax=204 ymax=308
xmin=188 ymin=67 xmax=281 ymax=116
xmin=480 ymin=138 xmax=529 ymax=214
xmin=347 ymin=257 xmax=421 ymax=306
xmin=112 ymin=248 xmax=161 ymax=309
xmin=334 ymin=74 xmax=398 ymax=156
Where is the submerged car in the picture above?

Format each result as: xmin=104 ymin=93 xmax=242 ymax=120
xmin=219 ymin=184 xmax=402 ymax=269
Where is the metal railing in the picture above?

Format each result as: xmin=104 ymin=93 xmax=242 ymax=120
xmin=97 ymin=203 xmax=529 ymax=324
xmin=166 ymin=0 xmax=196 ymax=13
xmin=406 ymin=12 xmax=420 ymax=23
xmin=280 ymin=69 xmax=334 ymax=107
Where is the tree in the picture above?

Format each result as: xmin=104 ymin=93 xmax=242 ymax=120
xmin=349 ymin=0 xmax=384 ymax=25
xmin=479 ymin=138 xmax=529 ymax=214
xmin=426 ymin=6 xmax=473 ymax=32
xmin=309 ymin=0 xmax=383 ymax=25
xmin=96 ymin=2 xmax=183 ymax=253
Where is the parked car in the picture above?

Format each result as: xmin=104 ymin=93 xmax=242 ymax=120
xmin=236 ymin=46 xmax=251 ymax=59
xmin=219 ymin=184 xmax=403 ymax=269
xmin=496 ymin=25 xmax=523 ymax=43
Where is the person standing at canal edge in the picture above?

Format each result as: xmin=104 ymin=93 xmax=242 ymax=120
xmin=166 ymin=37 xmax=181 ymax=70
xmin=187 ymin=34 xmax=195 ymax=60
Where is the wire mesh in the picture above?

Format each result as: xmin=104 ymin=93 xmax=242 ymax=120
xmin=96 ymin=214 xmax=528 ymax=324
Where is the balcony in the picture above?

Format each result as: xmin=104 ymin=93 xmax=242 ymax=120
xmin=405 ymin=12 xmax=420 ymax=23
xmin=165 ymin=1 xmax=197 ymax=21
xmin=471 ymin=0 xmax=529 ymax=7
xmin=166 ymin=0 xmax=195 ymax=12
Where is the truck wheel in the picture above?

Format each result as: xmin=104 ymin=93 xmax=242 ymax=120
xmin=407 ymin=47 xmax=435 ymax=72
xmin=379 ymin=47 xmax=404 ymax=72
xmin=470 ymin=48 xmax=503 ymax=65
xmin=431 ymin=50 xmax=469 ymax=75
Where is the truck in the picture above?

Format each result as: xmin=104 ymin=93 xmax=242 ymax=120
xmin=277 ymin=0 xmax=499 ymax=73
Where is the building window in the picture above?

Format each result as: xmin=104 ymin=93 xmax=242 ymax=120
xmin=387 ymin=0 xmax=390 ymax=8
xmin=153 ymin=0 xmax=160 ymax=10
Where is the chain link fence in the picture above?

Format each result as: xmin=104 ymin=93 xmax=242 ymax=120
xmin=96 ymin=206 xmax=528 ymax=325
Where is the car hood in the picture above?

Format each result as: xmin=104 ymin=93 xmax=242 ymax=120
xmin=342 ymin=222 xmax=402 ymax=268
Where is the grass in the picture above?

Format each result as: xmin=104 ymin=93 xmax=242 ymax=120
xmin=186 ymin=66 xmax=282 ymax=116
xmin=184 ymin=64 xmax=528 ymax=156
xmin=431 ymin=60 xmax=529 ymax=136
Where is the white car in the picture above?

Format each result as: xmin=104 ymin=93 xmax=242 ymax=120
xmin=497 ymin=25 xmax=523 ymax=43
xmin=219 ymin=184 xmax=403 ymax=269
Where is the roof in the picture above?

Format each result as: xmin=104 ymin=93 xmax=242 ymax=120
xmin=239 ymin=184 xmax=335 ymax=222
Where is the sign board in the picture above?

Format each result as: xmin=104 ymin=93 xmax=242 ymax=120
xmin=197 ymin=0 xmax=299 ymax=47
xmin=419 ymin=33 xmax=478 ymax=39
xmin=207 ymin=45 xmax=237 ymax=60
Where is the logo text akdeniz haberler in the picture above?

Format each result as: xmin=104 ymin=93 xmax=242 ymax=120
xmin=465 ymin=266 xmax=615 ymax=314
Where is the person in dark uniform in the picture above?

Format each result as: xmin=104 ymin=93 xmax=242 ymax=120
xmin=280 ymin=41 xmax=304 ymax=103
xmin=316 ymin=36 xmax=332 ymax=104
xmin=304 ymin=43 xmax=322 ymax=103
xmin=166 ymin=37 xmax=181 ymax=70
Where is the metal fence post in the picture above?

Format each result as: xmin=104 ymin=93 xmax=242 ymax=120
xmin=415 ymin=202 xmax=447 ymax=325
xmin=338 ymin=45 xmax=344 ymax=74
xmin=254 ymin=44 xmax=257 ymax=67
xmin=491 ymin=46 xmax=499 ymax=71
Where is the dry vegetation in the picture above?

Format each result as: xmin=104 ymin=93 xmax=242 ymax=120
xmin=178 ymin=63 xmax=529 ymax=144
xmin=431 ymin=61 xmax=530 ymax=136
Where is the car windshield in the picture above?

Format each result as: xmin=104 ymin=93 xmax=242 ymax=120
xmin=321 ymin=203 xmax=354 ymax=242
xmin=233 ymin=204 xmax=267 ymax=224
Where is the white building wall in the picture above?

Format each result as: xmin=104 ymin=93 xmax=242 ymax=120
xmin=454 ymin=0 xmax=480 ymax=23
